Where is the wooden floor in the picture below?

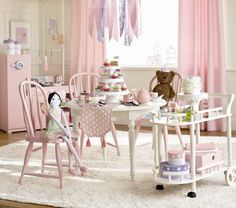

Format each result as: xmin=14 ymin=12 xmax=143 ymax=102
xmin=0 ymin=126 xmax=235 ymax=208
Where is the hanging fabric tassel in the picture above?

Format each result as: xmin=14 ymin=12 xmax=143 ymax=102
xmin=88 ymin=0 xmax=141 ymax=45
xmin=101 ymin=139 xmax=106 ymax=147
xmin=97 ymin=0 xmax=106 ymax=42
xmin=86 ymin=138 xmax=91 ymax=147
xmin=119 ymin=0 xmax=125 ymax=37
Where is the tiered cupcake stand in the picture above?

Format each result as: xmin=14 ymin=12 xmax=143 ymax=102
xmin=95 ymin=66 xmax=129 ymax=103
xmin=150 ymin=93 xmax=236 ymax=198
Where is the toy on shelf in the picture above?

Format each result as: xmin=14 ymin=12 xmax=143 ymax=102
xmin=95 ymin=59 xmax=129 ymax=103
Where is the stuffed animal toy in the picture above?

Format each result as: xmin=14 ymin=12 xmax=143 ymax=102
xmin=153 ymin=70 xmax=176 ymax=102
xmin=44 ymin=92 xmax=87 ymax=175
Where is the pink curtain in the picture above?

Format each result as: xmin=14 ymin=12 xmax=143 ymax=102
xmin=70 ymin=0 xmax=105 ymax=77
xmin=178 ymin=0 xmax=226 ymax=131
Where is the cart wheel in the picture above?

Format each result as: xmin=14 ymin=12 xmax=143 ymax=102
xmin=225 ymin=168 xmax=236 ymax=186
xmin=187 ymin=191 xmax=197 ymax=198
xmin=156 ymin=184 xmax=164 ymax=190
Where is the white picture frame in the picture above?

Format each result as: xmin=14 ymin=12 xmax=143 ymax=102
xmin=10 ymin=20 xmax=31 ymax=49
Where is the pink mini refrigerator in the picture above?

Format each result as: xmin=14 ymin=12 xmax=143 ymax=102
xmin=0 ymin=54 xmax=31 ymax=133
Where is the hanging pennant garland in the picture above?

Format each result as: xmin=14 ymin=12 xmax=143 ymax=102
xmin=88 ymin=0 xmax=142 ymax=46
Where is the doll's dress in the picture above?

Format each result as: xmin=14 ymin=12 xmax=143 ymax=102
xmin=45 ymin=107 xmax=65 ymax=142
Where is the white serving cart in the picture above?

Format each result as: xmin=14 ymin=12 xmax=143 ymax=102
xmin=150 ymin=93 xmax=235 ymax=198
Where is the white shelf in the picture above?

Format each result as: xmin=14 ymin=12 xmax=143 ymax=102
xmin=95 ymin=89 xmax=129 ymax=96
xmin=156 ymin=166 xmax=227 ymax=185
xmin=100 ymin=65 xmax=120 ymax=70
xmin=99 ymin=77 xmax=124 ymax=83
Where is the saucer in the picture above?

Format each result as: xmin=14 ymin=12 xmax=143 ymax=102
xmin=120 ymin=100 xmax=139 ymax=106
xmin=151 ymin=95 xmax=164 ymax=102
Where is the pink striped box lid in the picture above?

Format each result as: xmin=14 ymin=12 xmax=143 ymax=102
xmin=168 ymin=150 xmax=185 ymax=159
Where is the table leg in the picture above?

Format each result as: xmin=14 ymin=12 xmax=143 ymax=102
xmin=188 ymin=122 xmax=197 ymax=198
xmin=227 ymin=116 xmax=232 ymax=167
xmin=157 ymin=125 xmax=162 ymax=166
xmin=128 ymin=119 xmax=136 ymax=181
xmin=152 ymin=124 xmax=158 ymax=178
xmin=156 ymin=125 xmax=165 ymax=190
xmin=71 ymin=113 xmax=80 ymax=169
xmin=72 ymin=112 xmax=79 ymax=133
xmin=195 ymin=123 xmax=200 ymax=144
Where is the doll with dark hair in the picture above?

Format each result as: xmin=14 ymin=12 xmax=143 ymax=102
xmin=45 ymin=92 xmax=87 ymax=175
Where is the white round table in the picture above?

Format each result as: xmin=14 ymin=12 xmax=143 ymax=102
xmin=67 ymin=99 xmax=166 ymax=181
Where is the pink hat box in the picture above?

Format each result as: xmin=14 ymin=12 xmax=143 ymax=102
xmin=168 ymin=150 xmax=185 ymax=166
xmin=160 ymin=161 xmax=190 ymax=181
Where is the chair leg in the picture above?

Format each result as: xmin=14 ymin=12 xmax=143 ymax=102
xmin=111 ymin=121 xmax=120 ymax=156
xmin=134 ymin=119 xmax=142 ymax=142
xmin=73 ymin=139 xmax=80 ymax=156
xmin=163 ymin=126 xmax=168 ymax=160
xmin=55 ymin=143 xmax=63 ymax=189
xmin=69 ymin=139 xmax=80 ymax=174
xmin=41 ymin=142 xmax=47 ymax=173
xmin=68 ymin=151 xmax=75 ymax=176
xmin=100 ymin=137 xmax=106 ymax=160
xmin=80 ymin=129 xmax=85 ymax=158
xmin=19 ymin=142 xmax=34 ymax=185
xmin=175 ymin=126 xmax=185 ymax=149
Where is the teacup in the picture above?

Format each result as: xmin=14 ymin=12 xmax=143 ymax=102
xmin=123 ymin=94 xmax=133 ymax=102
xmin=167 ymin=101 xmax=178 ymax=112
xmin=150 ymin=92 xmax=158 ymax=101
xmin=150 ymin=92 xmax=158 ymax=98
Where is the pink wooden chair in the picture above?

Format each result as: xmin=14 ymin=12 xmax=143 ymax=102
xmin=18 ymin=81 xmax=85 ymax=188
xmin=135 ymin=72 xmax=185 ymax=158
xmin=78 ymin=106 xmax=120 ymax=159
xmin=69 ymin=72 xmax=99 ymax=99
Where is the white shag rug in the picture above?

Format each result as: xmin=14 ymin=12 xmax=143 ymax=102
xmin=1 ymin=131 xmax=236 ymax=208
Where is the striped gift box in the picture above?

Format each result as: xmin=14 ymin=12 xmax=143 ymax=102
xmin=160 ymin=161 xmax=190 ymax=180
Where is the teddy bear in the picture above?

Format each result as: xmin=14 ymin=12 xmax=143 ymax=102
xmin=152 ymin=70 xmax=176 ymax=102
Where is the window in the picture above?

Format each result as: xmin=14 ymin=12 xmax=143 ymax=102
xmin=108 ymin=0 xmax=178 ymax=67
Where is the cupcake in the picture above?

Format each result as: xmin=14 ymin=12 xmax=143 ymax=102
xmin=112 ymin=72 xmax=119 ymax=79
xmin=103 ymin=84 xmax=110 ymax=91
xmin=110 ymin=60 xmax=119 ymax=66
xmin=121 ymin=83 xmax=128 ymax=91
xmin=103 ymin=59 xmax=111 ymax=66
xmin=113 ymin=85 xmax=121 ymax=92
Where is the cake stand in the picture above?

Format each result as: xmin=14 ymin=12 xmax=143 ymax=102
xmin=96 ymin=89 xmax=129 ymax=103
xmin=178 ymin=92 xmax=208 ymax=112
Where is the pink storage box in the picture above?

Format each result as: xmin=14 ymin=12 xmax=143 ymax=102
xmin=185 ymin=142 xmax=217 ymax=151
xmin=185 ymin=150 xmax=224 ymax=174
xmin=168 ymin=150 xmax=185 ymax=165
